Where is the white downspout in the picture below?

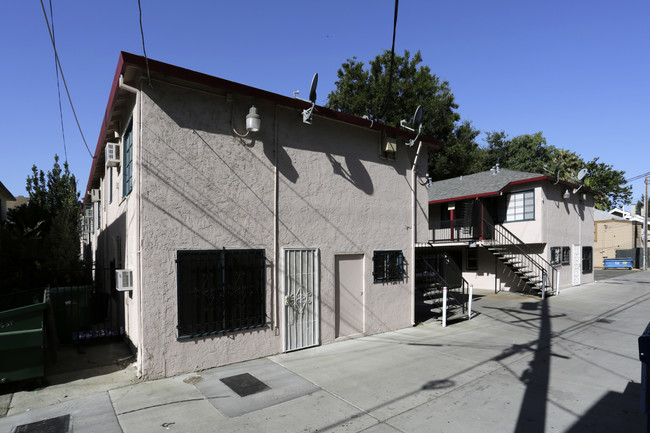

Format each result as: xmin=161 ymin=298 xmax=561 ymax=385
xmin=411 ymin=140 xmax=424 ymax=325
xmin=119 ymin=74 xmax=144 ymax=377
xmin=274 ymin=106 xmax=280 ymax=337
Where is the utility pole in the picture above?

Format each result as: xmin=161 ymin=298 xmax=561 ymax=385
xmin=643 ymin=174 xmax=648 ymax=271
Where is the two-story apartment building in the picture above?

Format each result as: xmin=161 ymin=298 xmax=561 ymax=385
xmin=421 ymin=167 xmax=595 ymax=295
xmin=81 ymin=52 xmax=440 ymax=379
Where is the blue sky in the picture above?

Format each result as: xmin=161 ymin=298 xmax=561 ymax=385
xmin=1 ymin=1 xmax=648 ymax=207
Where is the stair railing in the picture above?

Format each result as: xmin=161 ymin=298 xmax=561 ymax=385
xmin=481 ymin=219 xmax=557 ymax=295
xmin=421 ymin=248 xmax=470 ymax=315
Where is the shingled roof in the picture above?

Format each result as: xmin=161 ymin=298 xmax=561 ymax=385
xmin=428 ymin=168 xmax=549 ymax=203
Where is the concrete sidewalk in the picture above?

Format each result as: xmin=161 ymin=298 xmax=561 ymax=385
xmin=1 ymin=271 xmax=648 ymax=432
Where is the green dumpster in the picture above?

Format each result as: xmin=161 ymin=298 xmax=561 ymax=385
xmin=0 ymin=289 xmax=48 ymax=383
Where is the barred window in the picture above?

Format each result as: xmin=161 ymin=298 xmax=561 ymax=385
xmin=176 ymin=249 xmax=266 ymax=339
xmin=582 ymin=246 xmax=593 ymax=273
xmin=373 ymin=250 xmax=404 ymax=283
xmin=562 ymin=247 xmax=571 ymax=265
xmin=551 ymin=247 xmax=562 ymax=265
xmin=467 ymin=247 xmax=478 ymax=270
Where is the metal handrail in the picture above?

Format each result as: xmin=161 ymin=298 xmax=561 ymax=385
xmin=419 ymin=250 xmax=469 ymax=314
xmin=482 ymin=219 xmax=557 ymax=295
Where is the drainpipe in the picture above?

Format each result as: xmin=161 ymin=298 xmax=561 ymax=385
xmin=274 ymin=107 xmax=279 ymax=335
xmin=411 ymin=140 xmax=424 ymax=325
xmin=119 ymin=74 xmax=144 ymax=377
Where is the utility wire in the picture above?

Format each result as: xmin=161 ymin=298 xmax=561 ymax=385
xmin=626 ymin=171 xmax=650 ymax=183
xmin=137 ymin=0 xmax=153 ymax=88
xmin=382 ymin=0 xmax=399 ymax=123
xmin=39 ymin=0 xmax=94 ymax=159
xmin=49 ymin=0 xmax=68 ymax=163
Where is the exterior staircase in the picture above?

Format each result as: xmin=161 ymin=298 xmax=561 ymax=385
xmin=415 ymin=250 xmax=471 ymax=321
xmin=481 ymin=220 xmax=557 ymax=296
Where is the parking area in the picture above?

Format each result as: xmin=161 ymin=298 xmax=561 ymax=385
xmin=594 ymin=268 xmax=642 ymax=281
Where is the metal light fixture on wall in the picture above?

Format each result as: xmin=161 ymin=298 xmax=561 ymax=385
xmin=233 ymin=105 xmax=261 ymax=137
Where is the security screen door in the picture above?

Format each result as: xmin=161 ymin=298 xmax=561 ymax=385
xmin=284 ymin=248 xmax=320 ymax=352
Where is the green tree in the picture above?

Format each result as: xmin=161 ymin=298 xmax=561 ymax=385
xmin=635 ymin=196 xmax=648 ymax=216
xmin=584 ymin=158 xmax=632 ymax=211
xmin=480 ymin=131 xmax=553 ymax=174
xmin=429 ymin=120 xmax=483 ymax=180
xmin=326 ymin=50 xmax=460 ymax=142
xmin=1 ymin=155 xmax=87 ymax=292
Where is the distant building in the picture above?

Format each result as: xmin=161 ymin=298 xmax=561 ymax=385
xmin=594 ymin=207 xmax=648 ymax=268
xmin=421 ymin=167 xmax=596 ymax=294
xmin=0 ymin=181 xmax=16 ymax=222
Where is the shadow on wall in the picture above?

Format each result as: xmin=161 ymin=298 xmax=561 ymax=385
xmin=326 ymin=153 xmax=374 ymax=195
xmin=94 ymin=212 xmax=127 ymax=336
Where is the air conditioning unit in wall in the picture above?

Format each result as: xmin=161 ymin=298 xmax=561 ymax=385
xmin=115 ymin=269 xmax=134 ymax=291
xmin=105 ymin=143 xmax=120 ymax=167
xmin=91 ymin=189 xmax=101 ymax=202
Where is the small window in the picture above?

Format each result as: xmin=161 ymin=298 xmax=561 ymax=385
xmin=466 ymin=247 xmax=478 ymax=270
xmin=96 ymin=201 xmax=101 ymax=230
xmin=582 ymin=246 xmax=593 ymax=273
xmin=123 ymin=118 xmax=133 ymax=197
xmin=561 ymin=247 xmax=571 ymax=265
xmin=373 ymin=250 xmax=404 ymax=283
xmin=176 ymin=249 xmax=266 ymax=338
xmin=550 ymin=247 xmax=561 ymax=265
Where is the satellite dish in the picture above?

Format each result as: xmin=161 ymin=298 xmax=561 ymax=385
xmin=577 ymin=168 xmax=587 ymax=182
xmin=412 ymin=105 xmax=423 ymax=131
xmin=300 ymin=73 xmax=318 ymax=125
xmin=309 ymin=73 xmax=318 ymax=104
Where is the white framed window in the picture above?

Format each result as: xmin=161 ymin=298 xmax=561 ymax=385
xmin=505 ymin=190 xmax=535 ymax=222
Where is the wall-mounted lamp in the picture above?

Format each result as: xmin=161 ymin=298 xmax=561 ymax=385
xmin=563 ymin=189 xmax=570 ymax=200
xmin=419 ymin=173 xmax=433 ymax=187
xmin=233 ymin=105 xmax=261 ymax=137
xmin=246 ymin=106 xmax=261 ymax=132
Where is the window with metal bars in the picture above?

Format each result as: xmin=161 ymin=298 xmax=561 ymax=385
xmin=582 ymin=246 xmax=593 ymax=273
xmin=176 ymin=249 xmax=266 ymax=339
xmin=373 ymin=250 xmax=404 ymax=283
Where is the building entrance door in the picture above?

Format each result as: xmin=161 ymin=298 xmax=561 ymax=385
xmin=335 ymin=254 xmax=364 ymax=338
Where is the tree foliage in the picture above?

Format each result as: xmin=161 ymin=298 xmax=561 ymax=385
xmin=326 ymin=50 xmax=632 ymax=211
xmin=583 ymin=158 xmax=632 ymax=211
xmin=326 ymin=50 xmax=460 ymax=141
xmin=1 ymin=155 xmax=89 ymax=292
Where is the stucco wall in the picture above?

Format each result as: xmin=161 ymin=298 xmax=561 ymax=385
xmin=500 ymin=184 xmax=544 ymax=244
xmin=133 ymin=81 xmax=427 ymax=378
xmin=540 ymin=182 xmax=595 ymax=287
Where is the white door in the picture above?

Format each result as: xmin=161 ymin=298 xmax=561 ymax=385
xmin=572 ymin=245 xmax=581 ymax=286
xmin=283 ymin=248 xmax=319 ymax=352
xmin=335 ymin=254 xmax=364 ymax=338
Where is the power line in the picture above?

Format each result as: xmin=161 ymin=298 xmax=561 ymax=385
xmin=49 ymin=0 xmax=68 ymax=163
xmin=39 ymin=0 xmax=94 ymax=159
xmin=383 ymin=0 xmax=399 ymax=122
xmin=137 ymin=0 xmax=153 ymax=88
xmin=626 ymin=171 xmax=650 ymax=183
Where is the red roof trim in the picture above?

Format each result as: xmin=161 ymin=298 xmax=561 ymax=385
xmin=428 ymin=174 xmax=597 ymax=205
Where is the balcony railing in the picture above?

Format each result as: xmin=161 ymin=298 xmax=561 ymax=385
xmin=429 ymin=219 xmax=493 ymax=243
